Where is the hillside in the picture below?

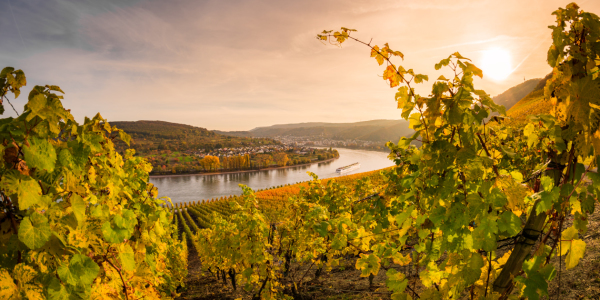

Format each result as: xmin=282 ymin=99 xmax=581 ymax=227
xmin=217 ymin=119 xmax=415 ymax=143
xmin=111 ymin=120 xmax=279 ymax=154
xmin=492 ymin=78 xmax=541 ymax=110
xmin=504 ymin=73 xmax=553 ymax=127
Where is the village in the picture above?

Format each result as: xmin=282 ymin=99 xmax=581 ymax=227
xmin=191 ymin=144 xmax=316 ymax=158
xmin=145 ymin=143 xmax=339 ymax=175
xmin=273 ymin=135 xmax=389 ymax=152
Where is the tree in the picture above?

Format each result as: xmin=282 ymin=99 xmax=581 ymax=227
xmin=0 ymin=67 xmax=186 ymax=299
xmin=255 ymin=154 xmax=272 ymax=169
xmin=200 ymin=155 xmax=220 ymax=172
xmin=273 ymin=152 xmax=289 ymax=167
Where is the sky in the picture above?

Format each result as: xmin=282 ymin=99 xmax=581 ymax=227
xmin=1 ymin=0 xmax=599 ymax=131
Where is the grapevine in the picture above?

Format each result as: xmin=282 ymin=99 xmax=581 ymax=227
xmin=0 ymin=67 xmax=187 ymax=299
xmin=191 ymin=3 xmax=600 ymax=299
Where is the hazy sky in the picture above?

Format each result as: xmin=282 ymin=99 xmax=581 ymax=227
xmin=1 ymin=0 xmax=599 ymax=130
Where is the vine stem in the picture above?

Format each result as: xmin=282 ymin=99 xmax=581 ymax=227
xmin=484 ymin=251 xmax=492 ymax=297
xmin=324 ymin=33 xmax=432 ymax=143
xmin=105 ymin=256 xmax=130 ymax=300
xmin=2 ymin=95 xmax=20 ymax=116
xmin=476 ymin=133 xmax=500 ymax=176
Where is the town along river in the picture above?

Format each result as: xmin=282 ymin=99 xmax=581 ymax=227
xmin=149 ymin=148 xmax=394 ymax=204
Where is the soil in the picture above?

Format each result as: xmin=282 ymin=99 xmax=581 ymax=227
xmin=176 ymin=204 xmax=600 ymax=300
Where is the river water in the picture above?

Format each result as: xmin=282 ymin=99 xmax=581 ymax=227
xmin=149 ymin=148 xmax=394 ymax=204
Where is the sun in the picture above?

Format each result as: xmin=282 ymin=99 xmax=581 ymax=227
xmin=480 ymin=48 xmax=513 ymax=81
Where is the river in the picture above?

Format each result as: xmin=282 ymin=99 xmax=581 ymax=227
xmin=149 ymin=148 xmax=394 ymax=204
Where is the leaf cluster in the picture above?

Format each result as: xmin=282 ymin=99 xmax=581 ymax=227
xmin=0 ymin=68 xmax=187 ymax=299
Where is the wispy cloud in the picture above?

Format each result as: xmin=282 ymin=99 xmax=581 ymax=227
xmin=0 ymin=0 xmax=597 ymax=130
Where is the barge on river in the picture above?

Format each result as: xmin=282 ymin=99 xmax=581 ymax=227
xmin=336 ymin=162 xmax=360 ymax=174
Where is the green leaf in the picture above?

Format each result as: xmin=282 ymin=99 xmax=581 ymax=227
xmin=386 ymin=268 xmax=408 ymax=293
xmin=414 ymin=74 xmax=429 ymax=83
xmin=70 ymin=194 xmax=86 ymax=226
xmin=313 ymin=221 xmax=330 ymax=237
xmin=355 ymin=253 xmax=380 ymax=277
xmin=537 ymin=187 xmax=560 ymax=214
xmin=464 ymin=62 xmax=483 ymax=78
xmin=18 ymin=213 xmax=51 ymax=249
xmin=472 ymin=213 xmax=497 ymax=251
xmin=395 ymin=206 xmax=414 ymax=227
xmin=331 ymin=234 xmax=347 ymax=250
xmin=461 ymin=253 xmax=484 ymax=285
xmin=102 ymin=209 xmax=138 ymax=244
xmin=435 ymin=57 xmax=451 ymax=70
xmin=18 ymin=175 xmax=43 ymax=210
xmin=498 ymin=210 xmax=522 ymax=236
xmin=47 ymin=277 xmax=69 ymax=300
xmin=119 ymin=244 xmax=136 ymax=271
xmin=22 ymin=136 xmax=57 ymax=172
xmin=118 ymin=129 xmax=131 ymax=146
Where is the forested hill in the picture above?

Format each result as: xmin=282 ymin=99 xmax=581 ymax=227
xmin=492 ymin=78 xmax=542 ymax=110
xmin=111 ymin=120 xmax=280 ymax=155
xmin=217 ymin=119 xmax=415 ymax=143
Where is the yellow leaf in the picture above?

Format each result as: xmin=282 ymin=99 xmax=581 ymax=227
xmin=371 ymin=46 xmax=385 ymax=65
xmin=560 ymin=226 xmax=580 ymax=255
xmin=392 ymin=252 xmax=412 ymax=266
xmin=495 ymin=176 xmax=530 ymax=211
xmin=565 ymin=239 xmax=586 ymax=269
xmin=592 ymin=130 xmax=600 ymax=157
xmin=0 ymin=269 xmax=17 ymax=299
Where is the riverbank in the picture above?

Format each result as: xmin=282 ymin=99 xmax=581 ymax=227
xmin=150 ymin=156 xmax=339 ymax=178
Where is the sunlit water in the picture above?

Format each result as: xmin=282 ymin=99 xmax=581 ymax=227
xmin=150 ymin=148 xmax=394 ymax=204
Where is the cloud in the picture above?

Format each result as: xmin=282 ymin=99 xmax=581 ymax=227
xmin=0 ymin=0 xmax=598 ymax=130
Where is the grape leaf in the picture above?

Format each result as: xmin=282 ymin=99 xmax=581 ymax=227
xmin=386 ymin=268 xmax=408 ymax=292
xmin=22 ymin=136 xmax=56 ymax=172
xmin=119 ymin=244 xmax=136 ymax=271
xmin=565 ymin=239 xmax=586 ymax=269
xmin=57 ymin=254 xmax=99 ymax=287
xmin=102 ymin=209 xmax=138 ymax=243
xmin=18 ymin=213 xmax=51 ymax=249
xmin=0 ymin=269 xmax=17 ymax=299
xmin=355 ymin=253 xmax=380 ymax=277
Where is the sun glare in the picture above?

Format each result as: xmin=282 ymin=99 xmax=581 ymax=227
xmin=480 ymin=48 xmax=513 ymax=81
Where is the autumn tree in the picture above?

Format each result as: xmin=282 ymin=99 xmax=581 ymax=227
xmin=200 ymin=155 xmax=220 ymax=172
xmin=255 ymin=154 xmax=273 ymax=169
xmin=273 ymin=152 xmax=289 ymax=167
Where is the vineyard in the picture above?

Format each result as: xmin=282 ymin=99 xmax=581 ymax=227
xmin=163 ymin=168 xmax=394 ymax=299
xmin=168 ymin=4 xmax=600 ymax=300
xmin=165 ymin=167 xmax=389 ymax=236
xmin=1 ymin=2 xmax=599 ymax=300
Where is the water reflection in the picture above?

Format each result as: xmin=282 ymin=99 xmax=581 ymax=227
xmin=150 ymin=148 xmax=393 ymax=203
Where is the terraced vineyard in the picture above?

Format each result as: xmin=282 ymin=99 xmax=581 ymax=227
xmin=503 ymin=74 xmax=552 ymax=127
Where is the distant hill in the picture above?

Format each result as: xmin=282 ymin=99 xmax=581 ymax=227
xmin=111 ymin=120 xmax=279 ymax=154
xmin=222 ymin=119 xmax=416 ymax=143
xmin=492 ymin=78 xmax=541 ymax=110
xmin=112 ymin=120 xmax=217 ymax=139
xmin=212 ymin=130 xmax=253 ymax=138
